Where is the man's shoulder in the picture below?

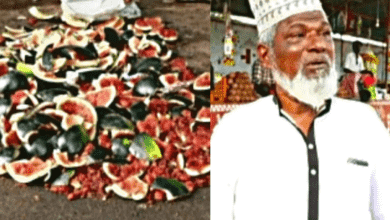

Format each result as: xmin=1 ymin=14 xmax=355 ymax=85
xmin=214 ymin=96 xmax=276 ymax=129
xmin=225 ymin=96 xmax=275 ymax=118
xmin=331 ymin=97 xmax=379 ymax=119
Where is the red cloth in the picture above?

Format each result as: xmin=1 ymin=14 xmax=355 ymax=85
xmin=361 ymin=75 xmax=376 ymax=88
xmin=339 ymin=73 xmax=359 ymax=98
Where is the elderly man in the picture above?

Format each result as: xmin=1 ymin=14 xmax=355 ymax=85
xmin=210 ymin=0 xmax=390 ymax=219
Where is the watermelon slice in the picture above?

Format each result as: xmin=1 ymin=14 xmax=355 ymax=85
xmin=5 ymin=156 xmax=52 ymax=183
xmin=138 ymin=43 xmax=159 ymax=58
xmin=170 ymin=57 xmax=187 ymax=73
xmin=52 ymin=147 xmax=90 ymax=168
xmin=193 ymin=72 xmax=210 ymax=91
xmin=195 ymin=107 xmax=210 ymax=123
xmin=150 ymin=177 xmax=190 ymax=201
xmin=102 ymin=159 xmax=148 ymax=181
xmin=159 ymin=73 xmax=180 ymax=88
xmin=83 ymin=86 xmax=116 ymax=107
xmin=56 ymin=97 xmax=98 ymax=140
xmin=105 ymin=176 xmax=149 ymax=200
xmin=147 ymin=17 xmax=164 ymax=36
xmin=134 ymin=18 xmax=152 ymax=31
xmin=158 ymin=28 xmax=178 ymax=42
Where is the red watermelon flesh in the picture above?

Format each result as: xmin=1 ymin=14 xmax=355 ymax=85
xmin=136 ymin=114 xmax=159 ymax=138
xmin=0 ymin=62 xmax=8 ymax=77
xmin=84 ymin=86 xmax=116 ymax=107
xmin=28 ymin=80 xmax=38 ymax=94
xmin=98 ymin=131 xmax=112 ymax=150
xmin=159 ymin=28 xmax=178 ymax=41
xmin=170 ymin=57 xmax=187 ymax=72
xmin=11 ymin=90 xmax=28 ymax=106
xmin=160 ymin=73 xmax=179 ymax=87
xmin=138 ymin=45 xmax=158 ymax=58
xmin=180 ymin=67 xmax=196 ymax=81
xmin=99 ymin=76 xmax=126 ymax=94
xmin=149 ymin=98 xmax=169 ymax=115
xmin=60 ymin=100 xmax=95 ymax=123
xmin=147 ymin=17 xmax=164 ymax=34
xmin=79 ymin=82 xmax=96 ymax=93
xmin=194 ymin=72 xmax=210 ymax=90
xmin=177 ymin=89 xmax=195 ymax=102
xmin=106 ymin=159 xmax=148 ymax=181
xmin=116 ymin=91 xmax=145 ymax=108
xmin=5 ymin=130 xmax=22 ymax=147
xmin=196 ymin=107 xmax=210 ymax=122
xmin=134 ymin=18 xmax=152 ymax=31
xmin=11 ymin=157 xmax=49 ymax=177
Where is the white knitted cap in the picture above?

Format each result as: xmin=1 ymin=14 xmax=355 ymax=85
xmin=248 ymin=0 xmax=326 ymax=36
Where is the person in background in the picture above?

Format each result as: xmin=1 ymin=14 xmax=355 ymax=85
xmin=338 ymin=41 xmax=365 ymax=99
xmin=211 ymin=0 xmax=390 ymax=219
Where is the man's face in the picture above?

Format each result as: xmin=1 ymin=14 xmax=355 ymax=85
xmin=272 ymin=11 xmax=335 ymax=80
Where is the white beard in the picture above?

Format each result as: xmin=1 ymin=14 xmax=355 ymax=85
xmin=272 ymin=61 xmax=339 ymax=111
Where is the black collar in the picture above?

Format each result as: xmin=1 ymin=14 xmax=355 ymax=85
xmin=272 ymin=95 xmax=332 ymax=119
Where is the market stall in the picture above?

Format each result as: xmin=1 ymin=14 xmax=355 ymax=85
xmin=211 ymin=0 xmax=390 ymax=130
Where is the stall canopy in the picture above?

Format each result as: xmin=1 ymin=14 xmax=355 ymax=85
xmin=211 ymin=0 xmax=389 ymax=41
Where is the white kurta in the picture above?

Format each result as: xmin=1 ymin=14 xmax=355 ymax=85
xmin=344 ymin=52 xmax=365 ymax=73
xmin=211 ymin=95 xmax=390 ymax=220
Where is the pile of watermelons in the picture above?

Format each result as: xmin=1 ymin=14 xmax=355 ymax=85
xmin=0 ymin=5 xmax=210 ymax=203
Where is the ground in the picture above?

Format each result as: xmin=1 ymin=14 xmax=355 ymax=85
xmin=0 ymin=1 xmax=210 ymax=219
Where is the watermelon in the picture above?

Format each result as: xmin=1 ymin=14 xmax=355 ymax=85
xmin=159 ymin=73 xmax=180 ymax=88
xmin=150 ymin=177 xmax=190 ymax=201
xmin=195 ymin=107 xmax=210 ymax=123
xmin=83 ymin=86 xmax=116 ymax=107
xmin=5 ymin=157 xmax=52 ymax=183
xmin=105 ymin=176 xmax=149 ymax=200
xmin=57 ymin=97 xmax=98 ymax=140
xmin=193 ymin=72 xmax=210 ymax=91
xmin=134 ymin=18 xmax=152 ymax=31
xmin=102 ymin=159 xmax=148 ymax=181
xmin=158 ymin=28 xmax=178 ymax=42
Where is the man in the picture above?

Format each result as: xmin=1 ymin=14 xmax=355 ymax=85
xmin=338 ymin=41 xmax=366 ymax=99
xmin=210 ymin=0 xmax=390 ymax=219
xmin=344 ymin=41 xmax=365 ymax=74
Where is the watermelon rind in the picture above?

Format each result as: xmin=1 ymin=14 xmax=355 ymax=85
xmin=184 ymin=164 xmax=210 ymax=177
xmin=102 ymin=162 xmax=145 ymax=181
xmin=193 ymin=72 xmax=210 ymax=91
xmin=150 ymin=177 xmax=190 ymax=201
xmin=195 ymin=107 xmax=210 ymax=123
xmin=5 ymin=157 xmax=52 ymax=183
xmin=105 ymin=176 xmax=149 ymax=200
xmin=56 ymin=97 xmax=98 ymax=140
xmin=83 ymin=85 xmax=117 ymax=108
xmin=52 ymin=149 xmax=89 ymax=168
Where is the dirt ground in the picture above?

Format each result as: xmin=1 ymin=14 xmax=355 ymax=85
xmin=0 ymin=1 xmax=210 ymax=220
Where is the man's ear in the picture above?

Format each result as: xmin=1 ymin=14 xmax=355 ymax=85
xmin=256 ymin=44 xmax=273 ymax=69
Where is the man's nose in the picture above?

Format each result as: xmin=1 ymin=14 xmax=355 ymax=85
xmin=306 ymin=32 xmax=328 ymax=53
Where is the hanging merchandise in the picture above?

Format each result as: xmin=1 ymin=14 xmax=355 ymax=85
xmin=336 ymin=11 xmax=346 ymax=33
xmin=368 ymin=27 xmax=372 ymax=39
xmin=346 ymin=9 xmax=356 ymax=33
xmin=361 ymin=48 xmax=379 ymax=101
xmin=376 ymin=0 xmax=380 ymax=28
xmin=362 ymin=48 xmax=380 ymax=75
xmin=222 ymin=1 xmax=235 ymax=66
xmin=356 ymin=15 xmax=362 ymax=36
